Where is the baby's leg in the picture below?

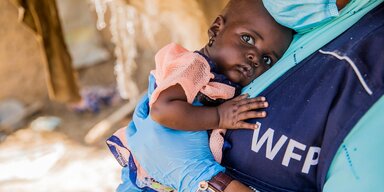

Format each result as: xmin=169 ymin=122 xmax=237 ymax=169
xmin=116 ymin=167 xmax=142 ymax=192
xmin=107 ymin=127 xmax=175 ymax=192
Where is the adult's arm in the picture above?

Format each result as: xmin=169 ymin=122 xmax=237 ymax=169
xmin=225 ymin=180 xmax=253 ymax=192
xmin=323 ymin=96 xmax=384 ymax=191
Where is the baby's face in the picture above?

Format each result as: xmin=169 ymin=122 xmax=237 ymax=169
xmin=208 ymin=0 xmax=292 ymax=86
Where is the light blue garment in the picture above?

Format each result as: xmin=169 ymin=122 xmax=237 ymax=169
xmin=262 ymin=0 xmax=339 ymax=33
xmin=323 ymin=96 xmax=384 ymax=191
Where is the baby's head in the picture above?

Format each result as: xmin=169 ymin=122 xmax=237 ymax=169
xmin=201 ymin=0 xmax=293 ymax=86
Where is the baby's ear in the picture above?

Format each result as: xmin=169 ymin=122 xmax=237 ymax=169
xmin=208 ymin=15 xmax=225 ymax=37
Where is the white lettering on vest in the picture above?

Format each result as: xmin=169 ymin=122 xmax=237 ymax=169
xmin=251 ymin=122 xmax=288 ymax=160
xmin=282 ymin=139 xmax=306 ymax=167
xmin=302 ymin=147 xmax=321 ymax=174
xmin=250 ymin=122 xmax=321 ymax=174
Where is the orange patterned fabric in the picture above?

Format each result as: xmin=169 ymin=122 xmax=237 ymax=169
xmin=149 ymin=43 xmax=235 ymax=107
xmin=200 ymin=82 xmax=236 ymax=100
xmin=209 ymin=128 xmax=227 ymax=163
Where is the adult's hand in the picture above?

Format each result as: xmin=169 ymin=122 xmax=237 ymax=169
xmin=126 ymin=94 xmax=225 ymax=191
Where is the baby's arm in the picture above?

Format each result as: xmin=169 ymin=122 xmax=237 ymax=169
xmin=150 ymin=84 xmax=268 ymax=131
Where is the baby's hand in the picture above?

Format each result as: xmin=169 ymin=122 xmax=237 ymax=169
xmin=217 ymin=94 xmax=267 ymax=129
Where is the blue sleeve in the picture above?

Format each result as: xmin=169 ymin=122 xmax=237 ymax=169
xmin=324 ymin=96 xmax=384 ymax=191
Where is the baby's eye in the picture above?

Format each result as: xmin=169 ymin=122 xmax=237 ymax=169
xmin=241 ymin=34 xmax=255 ymax=45
xmin=263 ymin=56 xmax=272 ymax=65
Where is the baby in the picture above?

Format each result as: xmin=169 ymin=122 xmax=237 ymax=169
xmin=107 ymin=0 xmax=293 ymax=191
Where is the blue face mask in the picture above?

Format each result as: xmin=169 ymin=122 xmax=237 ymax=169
xmin=262 ymin=0 xmax=339 ymax=33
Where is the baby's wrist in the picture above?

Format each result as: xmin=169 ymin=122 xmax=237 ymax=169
xmin=215 ymin=106 xmax=223 ymax=129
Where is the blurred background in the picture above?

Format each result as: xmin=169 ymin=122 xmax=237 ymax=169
xmin=0 ymin=0 xmax=227 ymax=191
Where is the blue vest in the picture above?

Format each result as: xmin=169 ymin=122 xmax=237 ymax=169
xmin=222 ymin=4 xmax=384 ymax=191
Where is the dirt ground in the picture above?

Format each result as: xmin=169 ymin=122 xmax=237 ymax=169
xmin=0 ymin=61 xmax=131 ymax=192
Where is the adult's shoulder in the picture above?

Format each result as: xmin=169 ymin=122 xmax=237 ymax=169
xmin=316 ymin=4 xmax=384 ymax=92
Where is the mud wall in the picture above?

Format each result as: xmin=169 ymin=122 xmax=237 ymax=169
xmin=95 ymin=0 xmax=228 ymax=98
xmin=0 ymin=0 xmax=47 ymax=105
xmin=0 ymin=0 xmax=228 ymax=105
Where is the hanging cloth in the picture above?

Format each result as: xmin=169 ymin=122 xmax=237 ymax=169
xmin=10 ymin=0 xmax=81 ymax=103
